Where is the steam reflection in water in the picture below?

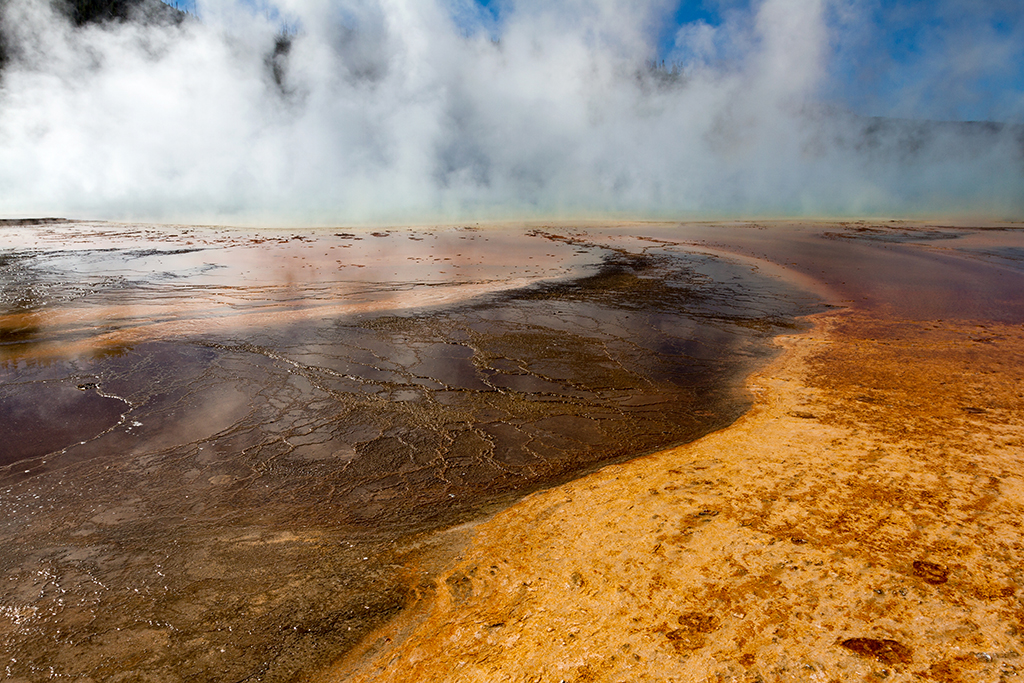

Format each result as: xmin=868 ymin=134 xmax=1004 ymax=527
xmin=0 ymin=222 xmax=597 ymax=361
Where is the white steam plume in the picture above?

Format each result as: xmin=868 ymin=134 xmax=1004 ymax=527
xmin=0 ymin=0 xmax=1021 ymax=224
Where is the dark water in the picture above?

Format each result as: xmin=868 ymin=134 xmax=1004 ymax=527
xmin=0 ymin=381 xmax=127 ymax=466
xmin=0 ymin=225 xmax=821 ymax=681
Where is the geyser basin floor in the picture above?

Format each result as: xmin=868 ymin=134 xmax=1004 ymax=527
xmin=3 ymin=219 xmax=1024 ymax=681
xmin=330 ymin=312 xmax=1024 ymax=683
xmin=319 ymin=220 xmax=1024 ymax=683
xmin=0 ymin=220 xmax=820 ymax=682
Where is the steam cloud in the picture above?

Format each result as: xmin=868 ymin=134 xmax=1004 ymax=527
xmin=0 ymin=0 xmax=1021 ymax=224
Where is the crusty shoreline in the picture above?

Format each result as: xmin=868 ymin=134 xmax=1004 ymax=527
xmin=321 ymin=309 xmax=1024 ymax=682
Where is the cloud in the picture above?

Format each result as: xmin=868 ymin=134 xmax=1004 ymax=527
xmin=826 ymin=0 xmax=1024 ymax=122
xmin=0 ymin=0 xmax=1021 ymax=224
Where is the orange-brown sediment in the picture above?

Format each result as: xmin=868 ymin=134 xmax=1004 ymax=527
xmin=5 ymin=219 xmax=1024 ymax=681
xmin=325 ymin=311 xmax=1024 ymax=682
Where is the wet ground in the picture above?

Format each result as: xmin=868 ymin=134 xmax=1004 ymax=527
xmin=4 ymin=219 xmax=1023 ymax=681
xmin=332 ymin=312 xmax=1024 ymax=683
xmin=0 ymin=221 xmax=821 ymax=681
xmin=318 ymin=220 xmax=1024 ymax=683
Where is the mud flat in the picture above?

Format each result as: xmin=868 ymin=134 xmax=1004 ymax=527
xmin=0 ymin=220 xmax=818 ymax=681
xmin=322 ymin=220 xmax=1024 ymax=682
xmin=3 ymin=218 xmax=1023 ymax=681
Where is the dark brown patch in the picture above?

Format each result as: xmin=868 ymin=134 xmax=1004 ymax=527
xmin=658 ymin=612 xmax=720 ymax=653
xmin=961 ymin=406 xmax=988 ymax=414
xmin=926 ymin=655 xmax=985 ymax=683
xmin=677 ymin=612 xmax=718 ymax=633
xmin=663 ymin=628 xmax=706 ymax=651
xmin=913 ymin=560 xmax=950 ymax=585
xmin=839 ymin=637 xmax=913 ymax=665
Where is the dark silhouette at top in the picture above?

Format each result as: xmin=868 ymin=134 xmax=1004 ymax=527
xmin=62 ymin=0 xmax=188 ymax=25
xmin=0 ymin=0 xmax=189 ymax=72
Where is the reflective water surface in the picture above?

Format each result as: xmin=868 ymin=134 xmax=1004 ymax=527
xmin=2 ymin=219 xmax=1022 ymax=681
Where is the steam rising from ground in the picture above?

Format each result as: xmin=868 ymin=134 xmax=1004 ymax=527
xmin=0 ymin=0 xmax=1021 ymax=224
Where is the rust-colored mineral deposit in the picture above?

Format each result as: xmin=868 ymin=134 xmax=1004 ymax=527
xmin=326 ymin=312 xmax=1024 ymax=682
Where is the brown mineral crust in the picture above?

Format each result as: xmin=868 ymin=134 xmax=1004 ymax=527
xmin=0 ymin=221 xmax=820 ymax=681
xmin=913 ymin=561 xmax=951 ymax=585
xmin=324 ymin=311 xmax=1024 ymax=682
xmin=839 ymin=637 xmax=913 ymax=665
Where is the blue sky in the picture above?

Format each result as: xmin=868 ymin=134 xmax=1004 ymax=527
xmin=666 ymin=0 xmax=1024 ymax=122
xmin=827 ymin=0 xmax=1024 ymax=121
xmin=164 ymin=0 xmax=1024 ymax=123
